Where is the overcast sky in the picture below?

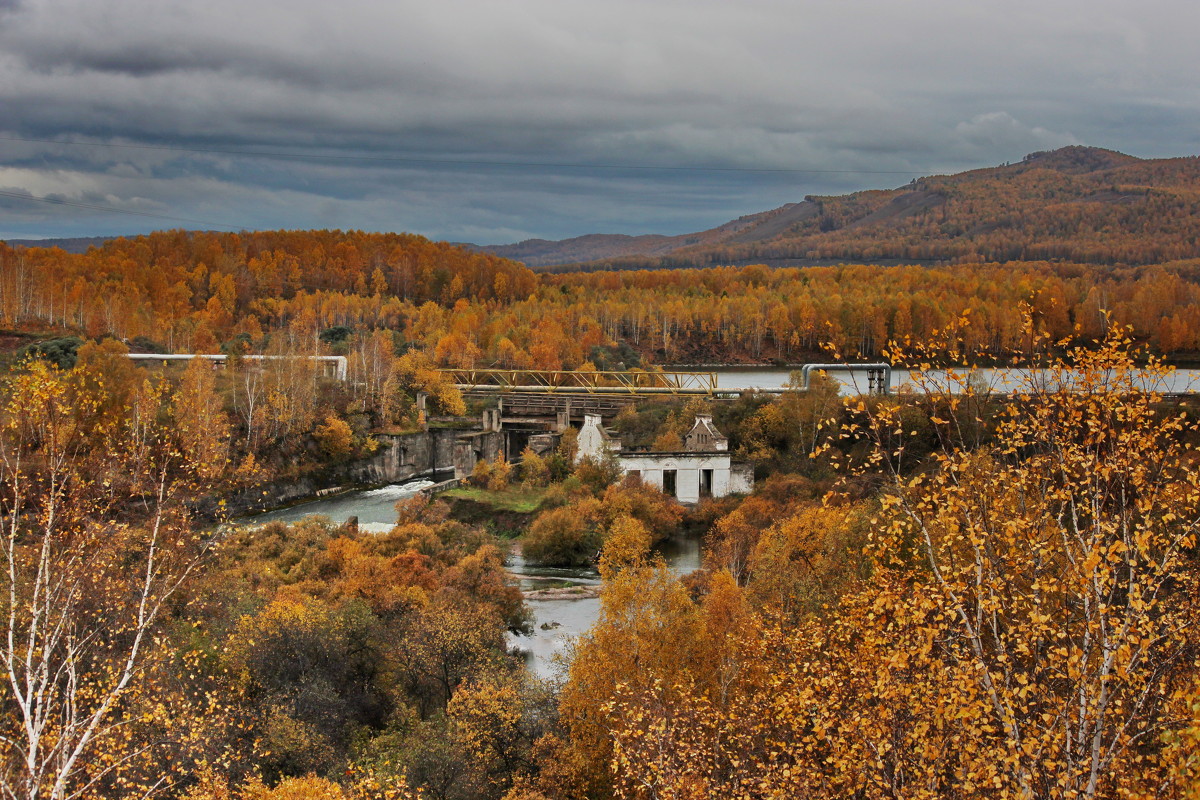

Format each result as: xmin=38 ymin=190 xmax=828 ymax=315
xmin=1 ymin=0 xmax=1197 ymax=244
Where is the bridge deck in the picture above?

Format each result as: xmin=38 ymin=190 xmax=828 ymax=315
xmin=465 ymin=391 xmax=636 ymax=419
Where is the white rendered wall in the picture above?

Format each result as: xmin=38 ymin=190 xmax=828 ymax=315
xmin=729 ymin=462 xmax=755 ymax=495
xmin=576 ymin=414 xmax=617 ymax=463
xmin=618 ymin=453 xmax=732 ymax=504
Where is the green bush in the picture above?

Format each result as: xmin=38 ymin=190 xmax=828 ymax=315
xmin=15 ymin=336 xmax=83 ymax=369
xmin=521 ymin=501 xmax=601 ymax=567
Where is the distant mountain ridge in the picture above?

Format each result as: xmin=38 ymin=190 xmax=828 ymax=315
xmin=3 ymin=236 xmax=119 ymax=254
xmin=471 ymin=205 xmax=797 ymax=266
xmin=10 ymin=146 xmax=1198 ymax=270
xmin=472 ymin=146 xmax=1200 ymax=270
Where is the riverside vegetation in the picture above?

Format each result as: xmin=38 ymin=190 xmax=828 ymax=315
xmin=3 ymin=317 xmax=1200 ymax=800
xmin=2 ymin=222 xmax=1200 ymax=797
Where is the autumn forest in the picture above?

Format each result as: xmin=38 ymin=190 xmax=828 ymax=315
xmin=3 ymin=151 xmax=1200 ymax=800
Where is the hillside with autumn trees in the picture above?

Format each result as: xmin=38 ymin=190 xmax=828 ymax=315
xmin=2 ymin=211 xmax=1200 ymax=799
xmin=6 ymin=230 xmax=1200 ymax=367
xmin=476 ymin=146 xmax=1200 ymax=270
xmin=3 ymin=317 xmax=1200 ymax=800
xmin=0 ymin=229 xmax=538 ymax=352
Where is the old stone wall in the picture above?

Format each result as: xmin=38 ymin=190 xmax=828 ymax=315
xmin=223 ymin=428 xmax=469 ymax=518
xmin=452 ymin=430 xmax=504 ymax=478
xmin=346 ymin=429 xmax=463 ymax=484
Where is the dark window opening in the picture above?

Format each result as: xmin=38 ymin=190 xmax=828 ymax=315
xmin=663 ymin=469 xmax=677 ymax=497
xmin=700 ymin=469 xmax=713 ymax=497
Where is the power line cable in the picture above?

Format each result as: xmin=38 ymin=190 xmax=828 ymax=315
xmin=0 ymin=189 xmax=242 ymax=229
xmin=0 ymin=134 xmax=929 ymax=176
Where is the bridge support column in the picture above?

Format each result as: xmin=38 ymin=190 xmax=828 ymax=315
xmin=555 ymin=399 xmax=572 ymax=432
xmin=416 ymin=392 xmax=429 ymax=430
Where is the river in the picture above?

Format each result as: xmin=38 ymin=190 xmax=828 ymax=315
xmin=242 ymin=482 xmax=703 ymax=678
xmin=237 ymin=364 xmax=1198 ymax=676
xmin=507 ymin=536 xmax=701 ymax=679
xmin=248 ymin=480 xmax=436 ymax=533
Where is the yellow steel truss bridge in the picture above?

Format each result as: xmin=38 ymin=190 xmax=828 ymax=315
xmin=443 ymin=368 xmax=716 ymax=395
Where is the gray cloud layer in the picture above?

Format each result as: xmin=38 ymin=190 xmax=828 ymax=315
xmin=1 ymin=0 xmax=1197 ymax=242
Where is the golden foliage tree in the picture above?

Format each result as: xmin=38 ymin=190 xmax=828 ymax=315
xmin=518 ymin=448 xmax=549 ymax=489
xmin=313 ymin=414 xmax=355 ymax=460
xmin=174 ymin=356 xmax=232 ymax=481
xmin=0 ymin=360 xmax=222 ymax=799
xmin=595 ymin=329 xmax=1200 ymax=799
xmin=849 ymin=332 xmax=1200 ymax=798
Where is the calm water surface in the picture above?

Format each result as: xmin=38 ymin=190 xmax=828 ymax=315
xmin=239 ymin=364 xmax=1199 ymax=675
xmin=506 ymin=535 xmax=702 ymax=679
xmin=242 ymin=482 xmax=703 ymax=678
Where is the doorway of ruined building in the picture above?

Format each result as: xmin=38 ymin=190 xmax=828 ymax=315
xmin=663 ymin=469 xmax=677 ymax=497
xmin=700 ymin=469 xmax=713 ymax=497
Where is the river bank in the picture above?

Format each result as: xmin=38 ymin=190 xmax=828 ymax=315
xmin=214 ymin=419 xmax=503 ymax=519
xmin=238 ymin=479 xmax=703 ymax=678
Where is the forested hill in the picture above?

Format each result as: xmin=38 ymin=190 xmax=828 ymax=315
xmin=474 ymin=146 xmax=1200 ymax=270
xmin=0 ymin=229 xmax=539 ymax=352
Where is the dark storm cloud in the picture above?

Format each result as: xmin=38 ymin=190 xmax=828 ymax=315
xmin=1 ymin=0 xmax=1199 ymax=242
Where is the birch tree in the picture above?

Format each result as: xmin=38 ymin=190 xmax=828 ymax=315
xmin=601 ymin=328 xmax=1200 ymax=799
xmin=0 ymin=361 xmax=218 ymax=800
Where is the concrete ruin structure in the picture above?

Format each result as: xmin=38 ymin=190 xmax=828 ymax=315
xmin=576 ymin=413 xmax=753 ymax=503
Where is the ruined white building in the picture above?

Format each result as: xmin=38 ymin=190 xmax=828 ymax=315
xmin=576 ymin=413 xmax=754 ymax=503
